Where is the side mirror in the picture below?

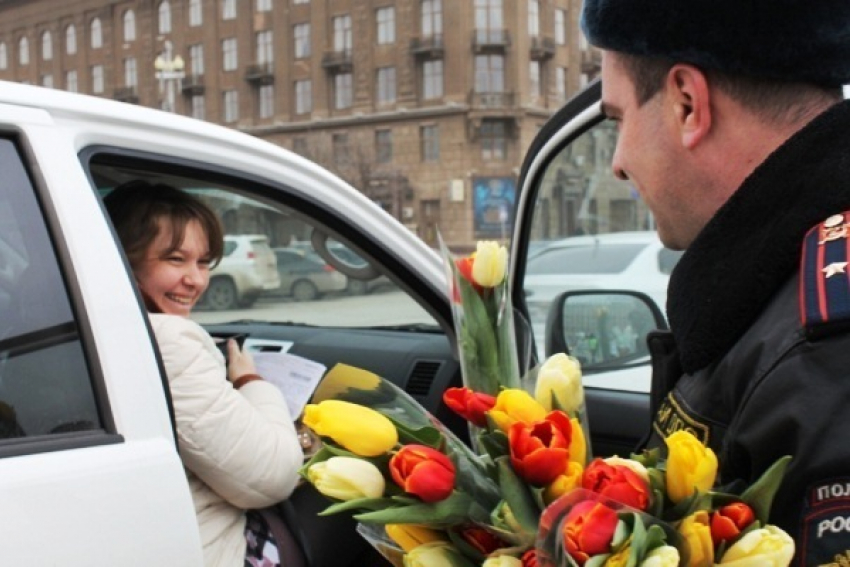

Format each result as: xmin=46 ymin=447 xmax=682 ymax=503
xmin=544 ymin=290 xmax=667 ymax=374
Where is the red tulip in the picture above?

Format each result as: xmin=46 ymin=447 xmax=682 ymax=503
xmin=454 ymin=256 xmax=483 ymax=299
xmin=582 ymin=458 xmax=650 ymax=511
xmin=508 ymin=410 xmax=572 ymax=486
xmin=443 ymin=387 xmax=496 ymax=427
xmin=389 ymin=444 xmax=455 ymax=503
xmin=562 ymin=500 xmax=619 ymax=565
xmin=521 ymin=549 xmax=538 ymax=567
xmin=458 ymin=525 xmax=507 ymax=555
xmin=710 ymin=502 xmax=755 ymax=545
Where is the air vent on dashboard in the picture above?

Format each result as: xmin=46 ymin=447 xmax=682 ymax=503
xmin=405 ymin=360 xmax=442 ymax=397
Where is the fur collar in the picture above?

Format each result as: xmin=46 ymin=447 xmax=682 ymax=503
xmin=668 ymin=100 xmax=850 ymax=373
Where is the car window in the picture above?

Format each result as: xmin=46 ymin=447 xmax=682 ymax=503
xmin=89 ymin=155 xmax=437 ymax=329
xmin=658 ymin=247 xmax=683 ymax=275
xmin=0 ymin=137 xmax=102 ymax=443
xmin=527 ymin=243 xmax=645 ymax=275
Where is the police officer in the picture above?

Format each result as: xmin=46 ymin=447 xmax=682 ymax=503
xmin=580 ymin=0 xmax=850 ymax=563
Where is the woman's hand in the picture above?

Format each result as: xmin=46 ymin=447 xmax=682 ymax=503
xmin=226 ymin=339 xmax=256 ymax=383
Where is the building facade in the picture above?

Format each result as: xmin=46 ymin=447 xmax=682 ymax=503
xmin=0 ymin=0 xmax=600 ymax=249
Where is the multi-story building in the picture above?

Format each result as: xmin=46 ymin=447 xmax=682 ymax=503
xmin=0 ymin=0 xmax=600 ymax=249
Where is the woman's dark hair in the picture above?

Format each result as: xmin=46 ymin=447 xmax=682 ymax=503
xmin=103 ymin=180 xmax=225 ymax=272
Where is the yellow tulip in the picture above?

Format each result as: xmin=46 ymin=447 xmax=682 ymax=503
xmin=569 ymin=417 xmax=587 ymax=466
xmin=482 ymin=556 xmax=523 ymax=567
xmin=471 ymin=241 xmax=508 ymax=287
xmin=488 ymin=389 xmax=546 ymax=433
xmin=534 ymin=353 xmax=584 ymax=415
xmin=543 ymin=461 xmax=583 ymax=504
xmin=717 ymin=525 xmax=795 ymax=566
xmin=307 ymin=456 xmax=385 ymax=500
xmin=677 ymin=511 xmax=714 ymax=567
xmin=385 ymin=524 xmax=447 ymax=553
xmin=665 ymin=430 xmax=717 ymax=503
xmin=606 ymin=544 xmax=632 ymax=567
xmin=403 ymin=542 xmax=474 ymax=567
xmin=303 ymin=400 xmax=398 ymax=457
xmin=639 ymin=545 xmax=680 ymax=567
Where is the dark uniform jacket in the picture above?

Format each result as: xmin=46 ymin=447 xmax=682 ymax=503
xmin=645 ymin=99 xmax=850 ymax=566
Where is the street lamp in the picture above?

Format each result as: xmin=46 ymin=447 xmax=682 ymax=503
xmin=154 ymin=40 xmax=184 ymax=113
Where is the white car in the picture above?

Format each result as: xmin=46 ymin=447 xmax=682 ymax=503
xmin=203 ymin=235 xmax=280 ymax=310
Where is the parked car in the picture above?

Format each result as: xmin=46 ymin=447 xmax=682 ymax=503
xmin=289 ymin=240 xmax=390 ymax=295
xmin=272 ymin=248 xmax=347 ymax=301
xmin=202 ymin=234 xmax=280 ymax=310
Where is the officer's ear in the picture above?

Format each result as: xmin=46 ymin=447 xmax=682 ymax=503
xmin=665 ymin=63 xmax=711 ymax=150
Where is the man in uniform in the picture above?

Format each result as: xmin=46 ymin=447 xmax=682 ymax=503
xmin=580 ymin=0 xmax=850 ymax=563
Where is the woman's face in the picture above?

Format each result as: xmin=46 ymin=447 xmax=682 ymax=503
xmin=134 ymin=219 xmax=212 ymax=316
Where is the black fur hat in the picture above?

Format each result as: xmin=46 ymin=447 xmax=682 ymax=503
xmin=580 ymin=0 xmax=850 ymax=86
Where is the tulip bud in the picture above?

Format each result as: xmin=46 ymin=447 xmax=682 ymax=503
xmin=403 ymin=542 xmax=476 ymax=567
xmin=717 ymin=525 xmax=794 ymax=566
xmin=542 ymin=461 xmax=583 ymax=505
xmin=385 ymin=524 xmax=447 ymax=553
xmin=471 ymin=241 xmax=508 ymax=287
xmin=390 ymin=444 xmax=455 ymax=503
xmin=534 ymin=353 xmax=584 ymax=415
xmin=307 ymin=456 xmax=385 ymax=501
xmin=303 ymin=400 xmax=398 ymax=457
xmin=482 ymin=556 xmax=523 ymax=567
xmin=678 ymin=511 xmax=714 ymax=567
xmin=489 ymin=389 xmax=547 ymax=434
xmin=640 ymin=545 xmax=680 ymax=567
xmin=665 ymin=430 xmax=718 ymax=504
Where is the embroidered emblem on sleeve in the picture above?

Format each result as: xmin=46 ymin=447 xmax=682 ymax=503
xmin=652 ymin=391 xmax=710 ymax=445
xmin=801 ymin=478 xmax=850 ymax=565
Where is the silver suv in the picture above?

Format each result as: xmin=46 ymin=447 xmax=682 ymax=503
xmin=202 ymin=235 xmax=280 ymax=310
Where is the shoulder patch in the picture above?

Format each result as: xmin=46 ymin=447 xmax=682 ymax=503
xmin=800 ymin=212 xmax=850 ymax=338
xmin=800 ymin=478 xmax=850 ymax=566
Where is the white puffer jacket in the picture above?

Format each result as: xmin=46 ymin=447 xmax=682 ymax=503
xmin=150 ymin=314 xmax=303 ymax=567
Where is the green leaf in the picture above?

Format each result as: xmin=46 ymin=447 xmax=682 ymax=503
xmin=384 ymin=414 xmax=443 ymax=448
xmin=496 ymin=456 xmax=541 ymax=534
xmin=477 ymin=429 xmax=510 ymax=462
xmin=319 ymin=496 xmax=397 ymax=516
xmin=353 ymin=490 xmax=479 ymax=526
xmin=739 ymin=456 xmax=792 ymax=524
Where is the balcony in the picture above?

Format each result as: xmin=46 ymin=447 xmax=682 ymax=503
xmin=472 ymin=29 xmax=510 ymax=53
xmin=581 ymin=49 xmax=602 ymax=73
xmin=181 ymin=74 xmax=205 ymax=95
xmin=410 ymin=35 xmax=444 ymax=59
xmin=322 ymin=49 xmax=353 ymax=73
xmin=529 ymin=36 xmax=555 ymax=60
xmin=113 ymin=86 xmax=138 ymax=104
xmin=468 ymin=91 xmax=515 ymax=108
xmin=245 ymin=62 xmax=274 ymax=85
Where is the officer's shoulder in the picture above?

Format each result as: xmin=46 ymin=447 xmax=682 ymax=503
xmin=800 ymin=212 xmax=850 ymax=339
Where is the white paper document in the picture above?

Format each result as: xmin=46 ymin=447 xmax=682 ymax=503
xmin=252 ymin=352 xmax=326 ymax=419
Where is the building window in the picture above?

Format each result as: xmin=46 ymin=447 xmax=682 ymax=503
xmin=556 ymin=67 xmax=566 ymax=101
xmin=66 ymin=70 xmax=78 ymax=92
xmin=529 ymin=61 xmax=541 ymax=98
xmin=422 ymin=60 xmax=443 ymax=99
xmin=223 ymin=90 xmax=239 ymax=122
xmin=159 ymin=1 xmax=172 ymax=35
xmin=258 ymin=84 xmax=274 ymax=118
xmin=422 ymin=0 xmax=442 ymax=36
xmin=375 ymin=129 xmax=392 ymax=163
xmin=65 ymin=25 xmax=76 ymax=55
xmin=41 ymin=74 xmax=53 ymax=88
xmin=332 ymin=133 xmax=349 ymax=165
xmin=124 ymin=58 xmax=137 ymax=87
xmin=123 ymin=10 xmax=136 ymax=42
xmin=189 ymin=0 xmax=203 ymax=27
xmin=294 ymin=23 xmax=310 ymax=58
xmin=191 ymin=94 xmax=205 ymax=119
xmin=528 ymin=0 xmax=539 ymax=36
xmin=222 ymin=0 xmax=237 ymax=20
xmin=190 ymin=44 xmax=204 ymax=75
xmin=41 ymin=31 xmax=52 ymax=61
xmin=91 ymin=64 xmax=104 ymax=93
xmin=90 ymin=18 xmax=102 ymax=49
xmin=222 ymin=38 xmax=237 ymax=71
xmin=475 ymin=0 xmax=503 ymax=31
xmin=555 ymin=9 xmax=566 ymax=45
xmin=333 ymin=15 xmax=352 ymax=52
xmin=376 ymin=67 xmax=396 ymax=105
xmin=293 ymin=0 xmax=309 ymax=4
xmin=474 ymin=54 xmax=504 ymax=92
xmin=377 ymin=7 xmax=395 ymax=45
xmin=0 ymin=43 xmax=7 ymax=69
xmin=256 ymin=30 xmax=273 ymax=64
xmin=334 ymin=72 xmax=352 ymax=109
xmin=18 ymin=37 xmax=29 ymax=65
xmin=295 ymin=80 xmax=312 ymax=114
xmin=420 ymin=125 xmax=440 ymax=162
xmin=256 ymin=0 xmax=272 ymax=11
xmin=480 ymin=120 xmax=507 ymax=160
